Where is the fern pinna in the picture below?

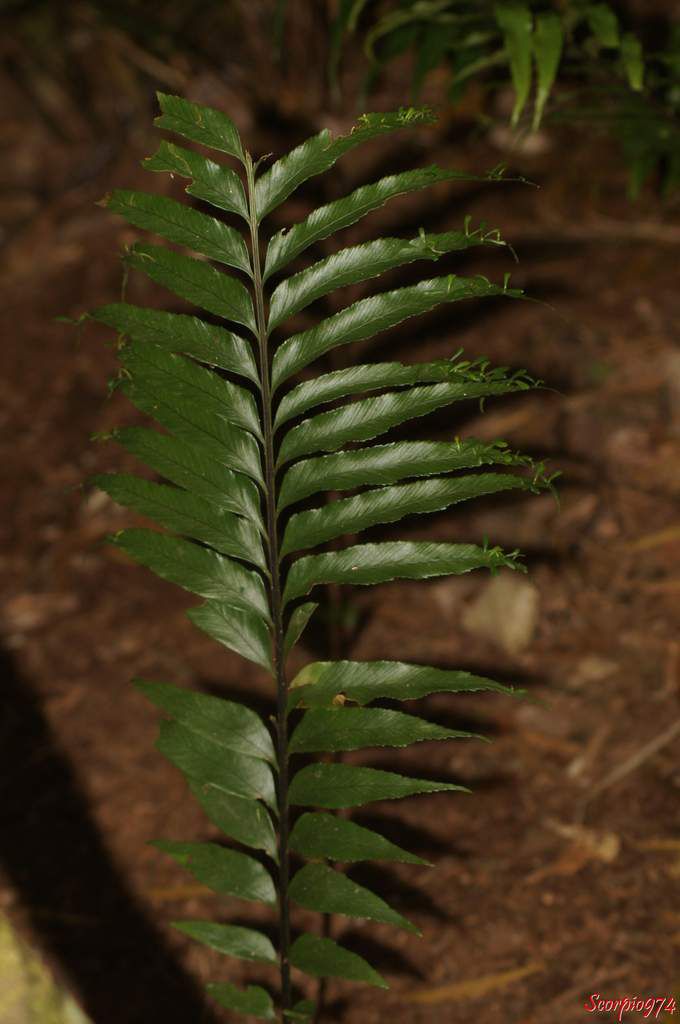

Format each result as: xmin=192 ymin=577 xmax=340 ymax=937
xmin=91 ymin=93 xmax=550 ymax=1022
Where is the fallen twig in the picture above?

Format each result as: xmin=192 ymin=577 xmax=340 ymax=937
xmin=578 ymin=717 xmax=680 ymax=821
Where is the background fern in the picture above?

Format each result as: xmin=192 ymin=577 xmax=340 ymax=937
xmin=91 ymin=92 xmax=551 ymax=1022
xmin=323 ymin=0 xmax=680 ymax=199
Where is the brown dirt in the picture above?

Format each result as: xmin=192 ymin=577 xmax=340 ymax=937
xmin=1 ymin=5 xmax=679 ymax=1024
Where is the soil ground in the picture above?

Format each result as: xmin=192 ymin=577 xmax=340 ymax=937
xmin=1 ymin=7 xmax=679 ymax=1024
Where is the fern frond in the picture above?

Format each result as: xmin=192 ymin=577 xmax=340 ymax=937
xmin=267 ymin=224 xmax=509 ymax=330
xmin=288 ymin=660 xmax=519 ymax=709
xmin=277 ymin=437 xmax=532 ymax=509
xmin=276 ymin=373 xmax=531 ymax=465
xmin=282 ymin=541 xmax=523 ymax=605
xmin=289 ymin=812 xmax=428 ymax=865
xmin=280 ymin=472 xmax=537 ymax=557
xmin=106 ymin=190 xmax=252 ymax=273
xmin=92 ymin=92 xmax=550 ymax=1021
xmin=122 ymin=242 xmax=256 ymax=331
xmin=93 ymin=303 xmax=259 ymax=383
xmin=110 ymin=427 xmax=262 ymax=521
xmin=263 ymin=164 xmax=510 ymax=280
xmin=288 ymin=762 xmax=468 ymax=808
xmin=255 ymin=108 xmax=436 ymax=220
xmin=271 ymin=273 xmax=521 ymax=388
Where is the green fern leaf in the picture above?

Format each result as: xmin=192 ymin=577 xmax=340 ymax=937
xmin=119 ymin=383 xmax=264 ymax=486
xmin=110 ymin=530 xmax=270 ymax=617
xmin=283 ymin=541 xmax=522 ymax=605
xmin=105 ymin=190 xmax=252 ymax=273
xmin=268 ymin=226 xmax=507 ymax=330
xmin=289 ymin=812 xmax=427 ymax=865
xmin=289 ymin=863 xmax=418 ymax=932
xmin=93 ymin=302 xmax=259 ymax=382
xmin=280 ymin=472 xmax=540 ymax=557
xmin=284 ymin=999 xmax=316 ymax=1022
xmin=532 ymin=12 xmax=563 ymax=131
xmin=154 ymin=92 xmax=245 ymax=160
xmin=110 ymin=427 xmax=262 ymax=522
xmin=143 ymin=141 xmax=249 ymax=220
xmin=276 ymin=375 xmax=530 ymax=466
xmin=173 ymin=922 xmax=276 ymax=964
xmin=135 ymin=680 xmax=275 ymax=763
xmin=157 ymin=719 xmax=277 ymax=809
xmin=187 ymin=779 xmax=277 ymax=857
xmin=255 ymin=108 xmax=436 ymax=220
xmin=118 ymin=341 xmax=262 ymax=439
xmin=123 ymin=243 xmax=255 ymax=331
xmin=188 ymin=600 xmax=274 ymax=671
xmin=92 ymin=93 xmax=549 ymax=1020
xmin=289 ymin=707 xmax=482 ymax=753
xmin=277 ymin=437 xmax=530 ymax=510
xmin=289 ymin=762 xmax=467 ymax=809
xmin=495 ymin=3 xmax=533 ymax=126
xmin=283 ymin=601 xmax=318 ymax=656
xmin=586 ymin=3 xmax=620 ymax=48
xmin=288 ymin=660 xmax=518 ymax=710
xmin=207 ymin=983 xmax=275 ymax=1020
xmin=272 ymin=274 xmax=520 ymax=389
xmin=290 ymin=934 xmax=387 ymax=988
xmin=621 ymin=32 xmax=645 ymax=91
xmin=96 ymin=474 xmax=266 ymax=569
xmin=263 ymin=164 xmax=509 ymax=280
xmin=274 ymin=356 xmax=505 ymax=429
xmin=153 ymin=840 xmax=276 ymax=904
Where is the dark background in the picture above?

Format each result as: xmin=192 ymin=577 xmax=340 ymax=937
xmin=1 ymin=2 xmax=679 ymax=1022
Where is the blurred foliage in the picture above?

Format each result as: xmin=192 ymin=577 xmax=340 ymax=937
xmin=327 ymin=0 xmax=680 ymax=198
xmin=3 ymin=0 xmax=678 ymax=199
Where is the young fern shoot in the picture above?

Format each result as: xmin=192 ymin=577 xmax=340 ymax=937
xmin=91 ymin=93 xmax=549 ymax=1022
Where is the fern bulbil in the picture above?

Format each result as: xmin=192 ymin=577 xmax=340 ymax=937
xmin=91 ymin=92 xmax=550 ymax=1022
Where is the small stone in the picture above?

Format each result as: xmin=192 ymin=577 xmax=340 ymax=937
xmin=572 ymin=655 xmax=618 ymax=686
xmin=461 ymin=574 xmax=539 ymax=656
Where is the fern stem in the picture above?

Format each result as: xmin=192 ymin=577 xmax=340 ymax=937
xmin=244 ymin=153 xmax=292 ymax=1017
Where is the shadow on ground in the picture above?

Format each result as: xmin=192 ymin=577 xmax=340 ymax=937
xmin=0 ymin=647 xmax=220 ymax=1024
